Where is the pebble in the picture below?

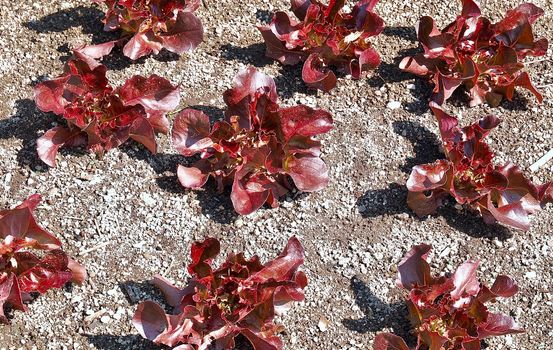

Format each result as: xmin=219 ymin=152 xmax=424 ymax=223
xmin=386 ymin=101 xmax=402 ymax=109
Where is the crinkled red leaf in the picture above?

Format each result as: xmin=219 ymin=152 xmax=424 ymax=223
xmin=241 ymin=329 xmax=282 ymax=350
xmin=161 ymin=11 xmax=204 ymax=54
xmin=36 ymin=126 xmax=79 ymax=168
xmin=231 ymin=172 xmax=272 ymax=216
xmin=397 ymin=244 xmax=431 ymax=290
xmin=286 ymin=156 xmax=329 ymax=192
xmin=406 ymin=160 xmax=451 ymax=192
xmin=129 ymin=116 xmax=157 ymax=154
xmin=278 ymin=105 xmax=333 ymax=140
xmin=302 ymin=53 xmax=337 ymax=92
xmin=478 ymin=275 xmax=518 ymax=303
xmin=188 ymin=237 xmax=220 ymax=278
xmin=451 ymin=261 xmax=480 ymax=300
xmin=119 ymin=75 xmax=180 ymax=114
xmin=34 ymin=76 xmax=70 ymax=115
xmin=373 ymin=333 xmax=410 ymax=350
xmin=133 ymin=300 xmax=171 ymax=342
xmin=0 ymin=274 xmax=26 ymax=324
xmin=177 ymin=164 xmax=210 ymax=189
xmin=477 ymin=313 xmax=525 ymax=338
xmin=251 ymin=236 xmax=304 ymax=283
xmin=123 ymin=31 xmax=163 ymax=60
xmin=172 ymin=109 xmax=213 ymax=157
xmin=224 ymin=66 xmax=278 ymax=108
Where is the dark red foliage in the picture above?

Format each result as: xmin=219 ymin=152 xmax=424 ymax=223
xmin=374 ymin=244 xmax=523 ymax=350
xmin=172 ymin=67 xmax=333 ymax=215
xmin=92 ymin=0 xmax=204 ymax=59
xmin=400 ymin=0 xmax=548 ymax=106
xmin=133 ymin=236 xmax=307 ymax=350
xmin=258 ymin=0 xmax=384 ymax=92
xmin=0 ymin=195 xmax=86 ymax=324
xmin=406 ymin=103 xmax=552 ymax=230
xmin=34 ymin=44 xmax=180 ymax=167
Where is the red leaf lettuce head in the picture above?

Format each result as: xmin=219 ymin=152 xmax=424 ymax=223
xmin=400 ymin=0 xmax=548 ymax=106
xmin=258 ymin=0 xmax=384 ymax=92
xmin=34 ymin=44 xmax=180 ymax=167
xmin=93 ymin=0 xmax=204 ymax=59
xmin=132 ymin=236 xmax=307 ymax=350
xmin=0 ymin=195 xmax=86 ymax=324
xmin=172 ymin=67 xmax=333 ymax=215
xmin=406 ymin=103 xmax=551 ymax=230
xmin=374 ymin=244 xmax=523 ymax=350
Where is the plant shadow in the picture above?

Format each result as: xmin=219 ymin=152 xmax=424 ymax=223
xmin=342 ymin=276 xmax=415 ymax=345
xmin=255 ymin=9 xmax=273 ymax=24
xmin=220 ymin=43 xmax=317 ymax=99
xmin=367 ymin=46 xmax=431 ymax=114
xmin=358 ymin=120 xmax=513 ymax=240
xmin=56 ymin=42 xmax=180 ymax=71
xmin=119 ymin=280 xmax=168 ymax=308
xmin=0 ymin=99 xmax=87 ymax=173
xmin=392 ymin=120 xmax=442 ymax=174
xmin=220 ymin=43 xmax=274 ymax=68
xmin=357 ymin=183 xmax=414 ymax=219
xmin=382 ymin=26 xmax=417 ymax=42
xmin=196 ymin=184 xmax=239 ymax=225
xmin=86 ymin=334 xmax=254 ymax=349
xmin=85 ymin=335 xmax=166 ymax=350
xmin=27 ymin=5 xmax=180 ymax=71
xmin=189 ymin=104 xmax=226 ymax=124
xmin=24 ymin=5 xmax=113 ymax=44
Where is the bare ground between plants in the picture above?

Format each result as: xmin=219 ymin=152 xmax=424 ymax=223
xmin=0 ymin=0 xmax=552 ymax=349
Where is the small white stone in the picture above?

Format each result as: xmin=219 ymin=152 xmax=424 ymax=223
xmin=140 ymin=192 xmax=156 ymax=207
xmin=525 ymin=271 xmax=537 ymax=279
xmin=318 ymin=317 xmax=329 ymax=332
xmin=386 ymin=101 xmax=401 ymax=109
xmin=100 ymin=315 xmax=111 ymax=324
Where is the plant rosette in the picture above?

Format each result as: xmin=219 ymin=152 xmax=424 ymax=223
xmin=172 ymin=67 xmax=333 ymax=215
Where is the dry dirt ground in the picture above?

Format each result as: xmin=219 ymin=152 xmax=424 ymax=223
xmin=0 ymin=0 xmax=552 ymax=349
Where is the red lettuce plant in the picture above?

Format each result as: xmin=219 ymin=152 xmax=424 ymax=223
xmin=133 ymin=236 xmax=307 ymax=350
xmin=258 ymin=0 xmax=384 ymax=92
xmin=400 ymin=0 xmax=548 ymax=106
xmin=374 ymin=244 xmax=524 ymax=350
xmin=0 ymin=195 xmax=86 ymax=324
xmin=172 ymin=67 xmax=333 ymax=215
xmin=406 ymin=103 xmax=552 ymax=230
xmin=92 ymin=0 xmax=204 ymax=60
xmin=34 ymin=44 xmax=180 ymax=167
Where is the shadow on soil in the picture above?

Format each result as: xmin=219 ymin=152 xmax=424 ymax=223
xmin=382 ymin=26 xmax=417 ymax=42
xmin=26 ymin=5 xmax=180 ymax=70
xmin=0 ymin=99 xmax=87 ymax=172
xmin=357 ymin=120 xmax=513 ymax=240
xmin=24 ymin=5 xmax=110 ymax=43
xmin=220 ymin=43 xmax=317 ymax=99
xmin=86 ymin=334 xmax=255 ymax=349
xmin=342 ymin=276 xmax=415 ymax=345
xmin=392 ymin=120 xmax=443 ymax=174
xmin=86 ymin=335 xmax=165 ymax=350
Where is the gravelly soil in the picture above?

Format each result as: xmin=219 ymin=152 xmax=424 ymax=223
xmin=0 ymin=0 xmax=552 ymax=349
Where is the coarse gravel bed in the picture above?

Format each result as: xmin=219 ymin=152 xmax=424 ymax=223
xmin=0 ymin=0 xmax=552 ymax=349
